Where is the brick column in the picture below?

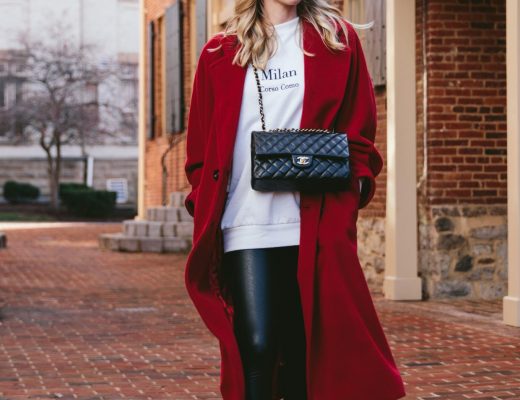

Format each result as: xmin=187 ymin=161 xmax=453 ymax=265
xmin=383 ymin=0 xmax=422 ymax=300
xmin=504 ymin=0 xmax=520 ymax=326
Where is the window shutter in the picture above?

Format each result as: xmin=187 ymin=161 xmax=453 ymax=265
xmin=195 ymin=0 xmax=207 ymax=60
xmin=363 ymin=0 xmax=386 ymax=86
xmin=165 ymin=1 xmax=184 ymax=134
xmin=0 ymin=79 xmax=5 ymax=108
xmin=147 ymin=21 xmax=155 ymax=139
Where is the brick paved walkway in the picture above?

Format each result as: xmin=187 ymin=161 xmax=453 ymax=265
xmin=1 ymin=224 xmax=519 ymax=400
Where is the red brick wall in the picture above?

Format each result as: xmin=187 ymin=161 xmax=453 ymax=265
xmin=360 ymin=88 xmax=387 ymax=218
xmin=144 ymin=0 xmax=192 ymax=207
xmin=422 ymin=0 xmax=506 ymax=206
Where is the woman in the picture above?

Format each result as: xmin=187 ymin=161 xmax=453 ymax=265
xmin=183 ymin=1 xmax=407 ymax=399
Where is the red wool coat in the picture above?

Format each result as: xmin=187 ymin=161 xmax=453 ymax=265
xmin=183 ymin=17 xmax=406 ymax=400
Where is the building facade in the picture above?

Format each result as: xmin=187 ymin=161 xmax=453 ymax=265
xmin=138 ymin=0 xmax=520 ymax=325
xmin=0 ymin=0 xmax=140 ymax=204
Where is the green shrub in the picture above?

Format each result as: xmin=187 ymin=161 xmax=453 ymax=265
xmin=60 ymin=187 xmax=117 ymax=218
xmin=59 ymin=183 xmax=89 ymax=200
xmin=3 ymin=181 xmax=40 ymax=204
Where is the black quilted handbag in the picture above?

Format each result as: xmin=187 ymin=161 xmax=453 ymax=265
xmin=250 ymin=65 xmax=351 ymax=192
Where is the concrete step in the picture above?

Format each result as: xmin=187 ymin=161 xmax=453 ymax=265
xmin=123 ymin=220 xmax=149 ymax=237
xmin=146 ymin=206 xmax=177 ymax=222
xmin=146 ymin=205 xmax=192 ymax=222
xmin=99 ymin=233 xmax=191 ymax=253
xmin=123 ymin=220 xmax=193 ymax=238
xmin=99 ymin=191 xmax=193 ymax=254
xmin=169 ymin=191 xmax=188 ymax=208
xmin=162 ymin=221 xmax=194 ymax=238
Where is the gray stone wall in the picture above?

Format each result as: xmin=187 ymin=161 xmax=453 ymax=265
xmin=0 ymin=158 xmax=138 ymax=205
xmin=357 ymin=205 xmax=508 ymax=300
xmin=357 ymin=217 xmax=386 ymax=292
xmin=420 ymin=205 xmax=507 ymax=300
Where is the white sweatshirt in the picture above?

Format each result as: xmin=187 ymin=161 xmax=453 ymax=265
xmin=220 ymin=16 xmax=304 ymax=253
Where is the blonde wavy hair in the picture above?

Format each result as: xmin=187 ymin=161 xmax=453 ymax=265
xmin=207 ymin=0 xmax=369 ymax=70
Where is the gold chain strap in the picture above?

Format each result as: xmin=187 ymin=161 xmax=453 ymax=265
xmin=252 ymin=65 xmax=335 ymax=134
xmin=267 ymin=127 xmax=334 ymax=133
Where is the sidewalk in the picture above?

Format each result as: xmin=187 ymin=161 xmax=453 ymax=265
xmin=0 ymin=224 xmax=518 ymax=399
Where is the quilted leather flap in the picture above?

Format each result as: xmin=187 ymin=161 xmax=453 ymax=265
xmin=251 ymin=131 xmax=350 ymax=159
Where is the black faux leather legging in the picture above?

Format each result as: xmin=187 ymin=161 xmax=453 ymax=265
xmin=222 ymin=245 xmax=307 ymax=400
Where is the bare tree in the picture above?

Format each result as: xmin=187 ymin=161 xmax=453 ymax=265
xmin=0 ymin=22 xmax=136 ymax=210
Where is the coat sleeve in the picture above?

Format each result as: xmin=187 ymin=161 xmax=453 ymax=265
xmin=336 ymin=22 xmax=384 ymax=209
xmin=184 ymin=44 xmax=215 ymax=217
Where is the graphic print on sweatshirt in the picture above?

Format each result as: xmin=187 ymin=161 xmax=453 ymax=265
xmin=257 ymin=67 xmax=301 ymax=95
xmin=220 ymin=16 xmax=304 ymax=253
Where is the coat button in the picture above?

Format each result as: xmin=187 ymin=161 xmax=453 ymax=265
xmin=213 ymin=169 xmax=219 ymax=180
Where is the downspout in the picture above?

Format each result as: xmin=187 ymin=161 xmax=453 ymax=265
xmin=417 ymin=0 xmax=428 ymax=196
xmin=160 ymin=134 xmax=183 ymax=206
xmin=137 ymin=0 xmax=147 ymax=219
xmin=86 ymin=156 xmax=94 ymax=187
